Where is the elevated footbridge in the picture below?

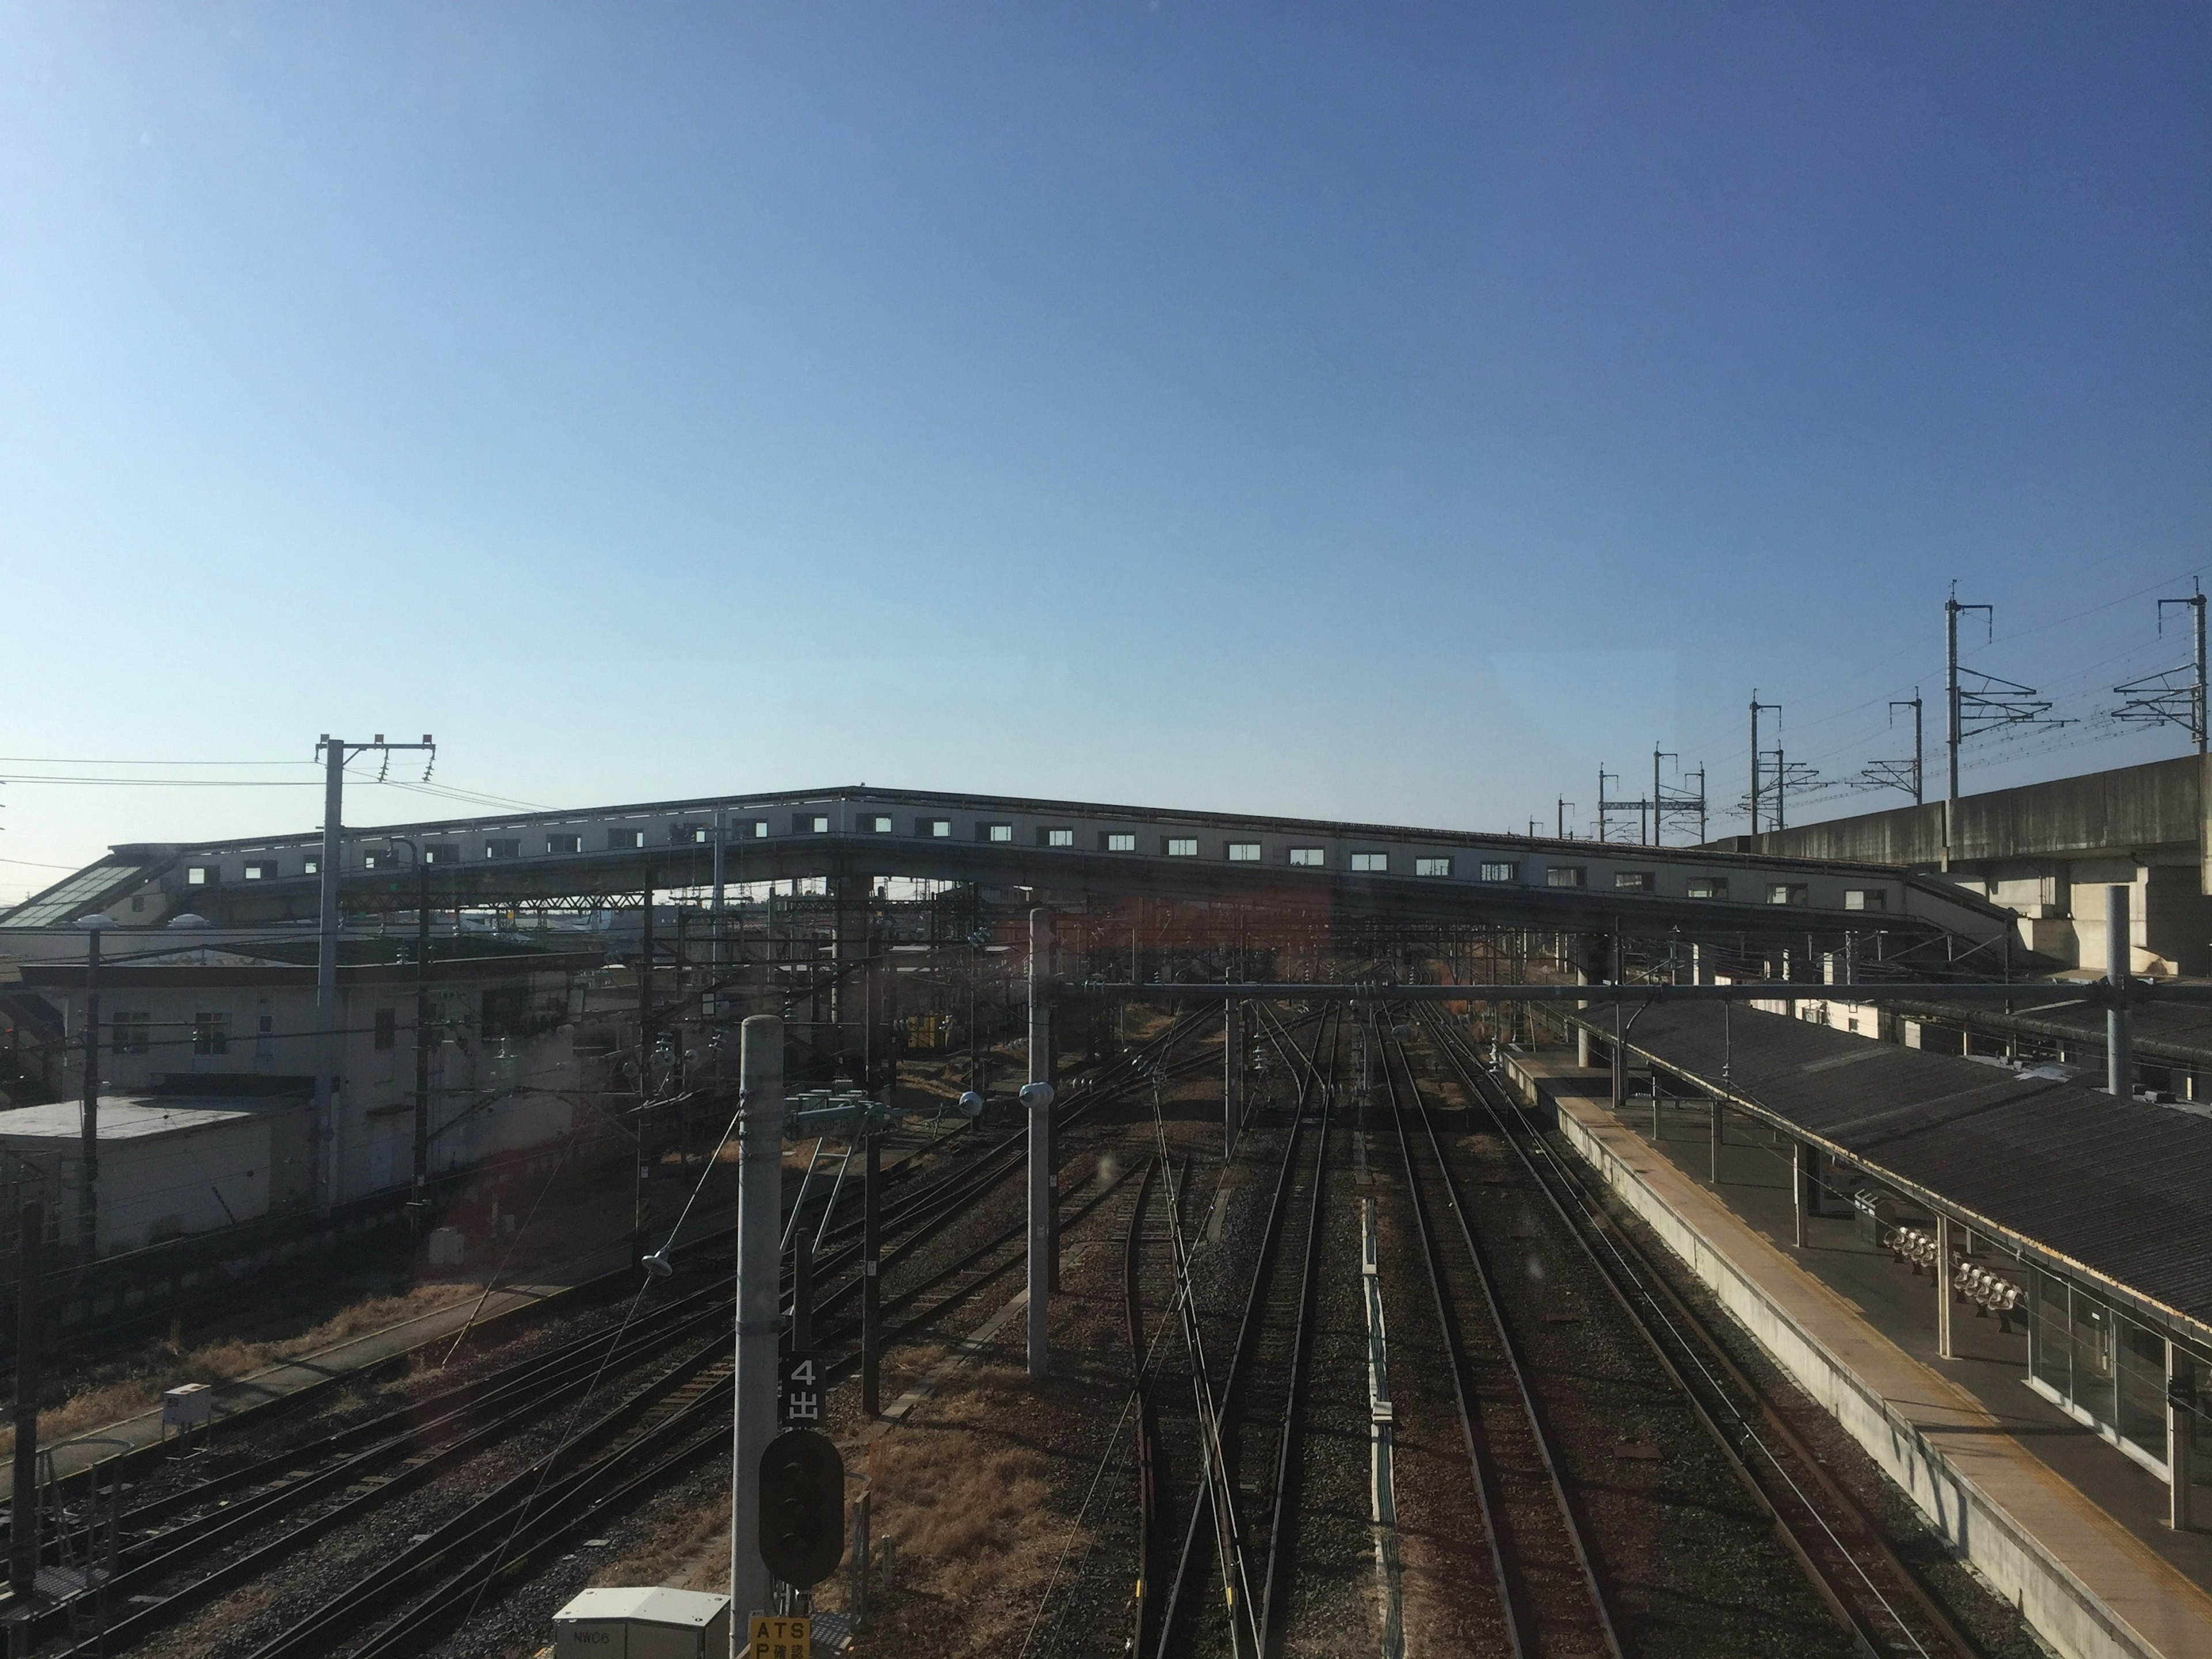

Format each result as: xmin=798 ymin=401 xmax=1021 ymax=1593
xmin=5 ymin=785 xmax=2017 ymax=953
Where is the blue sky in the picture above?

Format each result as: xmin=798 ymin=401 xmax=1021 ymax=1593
xmin=2 ymin=3 xmax=2208 ymax=897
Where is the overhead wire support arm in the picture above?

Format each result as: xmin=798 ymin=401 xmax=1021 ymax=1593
xmin=2110 ymin=581 xmax=2209 ymax=754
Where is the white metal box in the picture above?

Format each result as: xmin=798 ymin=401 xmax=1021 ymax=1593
xmin=162 ymin=1382 xmax=214 ymax=1429
xmin=552 ymin=1586 xmax=731 ymax=1659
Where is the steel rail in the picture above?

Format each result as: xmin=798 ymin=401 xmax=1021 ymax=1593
xmin=1414 ymin=1008 xmax=1924 ymax=1659
xmin=188 ymin=1028 xmax=1210 ymax=1659
xmin=1152 ymin=1002 xmax=1331 ymax=1659
xmin=1253 ymin=1010 xmax=1335 ymax=1659
xmin=1377 ymin=1011 xmax=1627 ymax=1659
xmin=1449 ymin=1019 xmax=1983 ymax=1658
xmin=1126 ymin=1157 xmax=1162 ymax=1659
xmin=1367 ymin=1005 xmax=1527 ymax=1658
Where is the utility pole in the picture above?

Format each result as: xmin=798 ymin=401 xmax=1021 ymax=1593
xmin=78 ymin=926 xmax=100 ymax=1264
xmin=313 ymin=734 xmax=434 ymax=1211
xmin=1863 ymin=695 xmax=1924 ymax=804
xmin=1025 ymin=908 xmax=1054 ymax=1377
xmin=1650 ymin=749 xmax=1678 ymax=847
xmin=11 ymin=1200 xmax=41 ymax=1605
xmin=730 ymin=1016 xmax=784 ymax=1622
xmin=1945 ymin=590 xmax=1982 ymax=866
xmin=2112 ymin=580 xmax=2210 ymax=754
xmin=1555 ymin=798 xmax=1574 ymax=839
xmin=1748 ymin=697 xmax=1779 ymax=835
xmin=1944 ymin=589 xmax=2059 ymax=869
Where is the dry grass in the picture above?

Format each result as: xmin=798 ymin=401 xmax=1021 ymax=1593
xmin=593 ymin=1490 xmax=732 ymax=1595
xmin=0 ymin=1281 xmax=475 ymax=1458
xmin=872 ymin=1369 xmax=1070 ymax=1608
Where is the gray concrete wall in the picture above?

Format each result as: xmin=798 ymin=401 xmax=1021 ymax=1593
xmin=1743 ymin=755 xmax=2201 ymax=869
xmin=1499 ymin=1052 xmax=2169 ymax=1659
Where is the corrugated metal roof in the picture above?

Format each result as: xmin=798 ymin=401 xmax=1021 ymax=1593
xmin=1604 ymin=1003 xmax=2212 ymax=1339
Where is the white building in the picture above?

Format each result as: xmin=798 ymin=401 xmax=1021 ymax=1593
xmin=0 ymin=1096 xmax=272 ymax=1253
xmin=0 ymin=928 xmax=600 ymax=1238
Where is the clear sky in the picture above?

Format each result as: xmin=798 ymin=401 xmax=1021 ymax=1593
xmin=2 ymin=3 xmax=2208 ymax=899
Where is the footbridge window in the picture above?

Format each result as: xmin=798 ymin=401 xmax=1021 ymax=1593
xmin=1289 ymin=847 xmax=1325 ymax=868
xmin=1478 ymin=861 xmax=1517 ymax=883
xmin=548 ymin=834 xmax=583 ymax=854
xmin=185 ymin=865 xmax=219 ymax=887
xmin=925 ymin=819 xmax=952 ymax=838
xmin=1043 ymin=827 xmax=1074 ymax=847
xmin=1166 ymin=837 xmax=1198 ymax=857
xmin=1614 ymin=871 xmax=1653 ymax=892
xmin=868 ymin=816 xmax=894 ymax=834
xmin=486 ymin=839 xmax=520 ymax=859
xmin=1844 ymin=889 xmax=1887 ymax=911
xmin=1228 ymin=842 xmax=1261 ymax=862
xmin=425 ymin=845 xmax=459 ymax=865
xmin=1688 ymin=877 xmax=1728 ymax=899
xmin=1103 ymin=832 xmax=1136 ymax=853
xmin=984 ymin=823 xmax=1013 ymax=843
xmin=611 ymin=830 xmax=645 ymax=850
xmin=1350 ymin=852 xmax=1388 ymax=873
xmin=1767 ymin=883 xmax=1809 ymax=906
xmin=1415 ymin=857 xmax=1452 ymax=877
xmin=244 ymin=859 xmax=278 ymax=881
xmin=1546 ymin=866 xmax=1585 ymax=888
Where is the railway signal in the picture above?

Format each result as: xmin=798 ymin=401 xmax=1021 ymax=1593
xmin=758 ymin=1429 xmax=846 ymax=1588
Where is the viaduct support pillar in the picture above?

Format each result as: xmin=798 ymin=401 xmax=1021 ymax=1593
xmin=2107 ymin=885 xmax=2133 ymax=1099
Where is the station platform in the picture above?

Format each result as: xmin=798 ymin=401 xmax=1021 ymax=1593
xmin=1503 ymin=1050 xmax=2212 ymax=1659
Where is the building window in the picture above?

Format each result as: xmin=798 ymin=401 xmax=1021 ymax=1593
xmin=1614 ymin=871 xmax=1653 ymax=892
xmin=1289 ymin=847 xmax=1325 ymax=868
xmin=185 ymin=866 xmax=217 ymax=887
xmin=244 ymin=859 xmax=278 ymax=881
xmin=985 ymin=823 xmax=1014 ymax=843
xmin=1350 ymin=852 xmax=1388 ymax=873
xmin=112 ymin=1012 xmax=150 ymax=1055
xmin=1478 ymin=861 xmax=1517 ymax=883
xmin=1547 ymin=866 xmax=1585 ymax=888
xmin=1228 ymin=842 xmax=1262 ymax=862
xmin=810 ymin=816 xmax=831 ymax=834
xmin=374 ymin=1009 xmax=397 ymax=1051
xmin=1043 ymin=827 xmax=1074 ymax=848
xmin=1165 ymin=837 xmax=1198 ymax=857
xmin=548 ymin=834 xmax=583 ymax=854
xmin=362 ymin=850 xmax=388 ymax=870
xmin=750 ymin=820 xmax=770 ymax=838
xmin=927 ymin=819 xmax=952 ymax=838
xmin=425 ymin=845 xmax=458 ymax=865
xmin=302 ymin=855 xmax=320 ymax=877
xmin=486 ymin=839 xmax=521 ymax=859
xmin=869 ymin=816 xmax=893 ymax=834
xmin=1688 ymin=876 xmax=1727 ymax=900
xmin=1844 ymin=889 xmax=1887 ymax=912
xmin=1767 ymin=883 xmax=1809 ymax=906
xmin=1105 ymin=832 xmax=1137 ymax=853
xmin=1416 ymin=857 xmax=1452 ymax=877
xmin=191 ymin=1013 xmax=229 ymax=1056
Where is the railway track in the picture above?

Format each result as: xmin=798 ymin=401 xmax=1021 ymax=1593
xmin=34 ymin=1006 xmax=1231 ymax=1656
xmin=1373 ymin=1005 xmax=1625 ymax=1659
xmin=1410 ymin=1006 xmax=1982 ymax=1659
